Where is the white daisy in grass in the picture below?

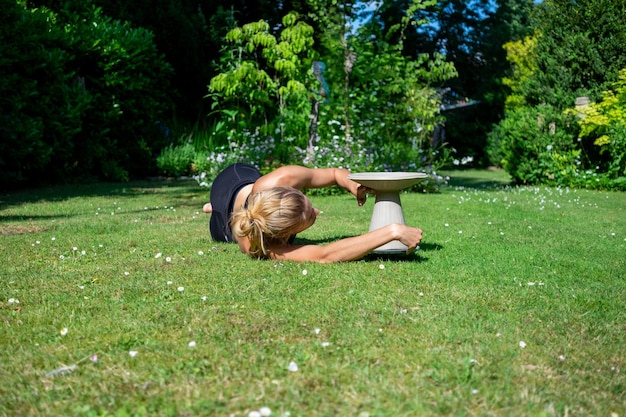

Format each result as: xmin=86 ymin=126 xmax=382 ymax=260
xmin=188 ymin=341 xmax=196 ymax=348
xmin=129 ymin=350 xmax=138 ymax=357
xmin=379 ymin=264 xmax=385 ymax=270
xmin=301 ymin=269 xmax=308 ymax=276
xmin=60 ymin=327 xmax=68 ymax=336
xmin=287 ymin=361 xmax=298 ymax=372
xmin=177 ymin=286 xmax=184 ymax=292
xmin=155 ymin=252 xmax=162 ymax=258
xmin=259 ymin=406 xmax=272 ymax=416
xmin=519 ymin=341 xmax=527 ymax=348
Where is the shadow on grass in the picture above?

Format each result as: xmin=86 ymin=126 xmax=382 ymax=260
xmin=0 ymin=179 xmax=202 ymax=211
xmin=0 ymin=204 xmax=199 ymax=226
xmin=365 ymin=242 xmax=442 ymax=263
xmin=365 ymin=252 xmax=425 ymax=263
xmin=441 ymin=169 xmax=512 ymax=191
xmin=0 ymin=214 xmax=72 ymax=223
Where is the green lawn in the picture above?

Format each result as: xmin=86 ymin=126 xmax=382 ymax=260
xmin=1 ymin=171 xmax=624 ymax=416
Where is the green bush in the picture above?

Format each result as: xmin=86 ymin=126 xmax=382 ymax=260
xmin=574 ymin=69 xmax=626 ymax=187
xmin=489 ymin=72 xmax=626 ymax=190
xmin=0 ymin=1 xmax=173 ymax=188
xmin=0 ymin=1 xmax=88 ymax=186
xmin=156 ymin=143 xmax=197 ymax=177
xmin=487 ymin=105 xmax=580 ymax=185
xmin=61 ymin=5 xmax=174 ymax=181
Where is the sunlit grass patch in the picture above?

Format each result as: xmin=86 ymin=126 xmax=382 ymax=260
xmin=1 ymin=173 xmax=624 ymax=416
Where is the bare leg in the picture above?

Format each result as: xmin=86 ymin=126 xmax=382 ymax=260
xmin=203 ymin=203 xmax=213 ymax=213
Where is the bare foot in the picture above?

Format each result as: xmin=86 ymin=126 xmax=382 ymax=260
xmin=203 ymin=203 xmax=213 ymax=213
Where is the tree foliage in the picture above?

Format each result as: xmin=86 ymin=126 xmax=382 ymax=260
xmin=349 ymin=1 xmax=458 ymax=151
xmin=0 ymin=1 xmax=86 ymax=185
xmin=525 ymin=0 xmax=626 ymax=108
xmin=0 ymin=1 xmax=173 ymax=188
xmin=8 ymin=0 xmax=626 ymax=191
xmin=574 ymin=69 xmax=626 ymax=182
xmin=208 ymin=12 xmax=316 ymax=160
xmin=490 ymin=0 xmax=626 ymax=189
xmin=187 ymin=0 xmax=458 ymax=183
xmin=302 ymin=0 xmax=457 ymax=172
xmin=389 ymin=0 xmax=535 ymax=164
xmin=502 ymin=34 xmax=538 ymax=110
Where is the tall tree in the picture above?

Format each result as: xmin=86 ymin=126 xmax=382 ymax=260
xmin=525 ymin=0 xmax=626 ymax=109
xmin=394 ymin=0 xmax=534 ymax=163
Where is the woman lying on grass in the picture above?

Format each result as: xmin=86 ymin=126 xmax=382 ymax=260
xmin=203 ymin=163 xmax=423 ymax=263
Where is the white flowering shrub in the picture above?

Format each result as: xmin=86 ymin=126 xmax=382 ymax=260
xmin=296 ymin=119 xmax=373 ymax=171
xmin=192 ymin=130 xmax=278 ymax=187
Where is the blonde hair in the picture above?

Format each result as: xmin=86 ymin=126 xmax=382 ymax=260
xmin=230 ymin=186 xmax=308 ymax=258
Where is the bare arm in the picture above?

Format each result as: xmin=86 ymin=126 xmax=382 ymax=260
xmin=253 ymin=166 xmax=370 ymax=205
xmin=267 ymin=224 xmax=423 ymax=263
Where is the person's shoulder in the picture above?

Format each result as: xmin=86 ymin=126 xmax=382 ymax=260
xmin=254 ymin=166 xmax=308 ymax=190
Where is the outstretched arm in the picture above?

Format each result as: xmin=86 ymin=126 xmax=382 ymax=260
xmin=253 ymin=166 xmax=370 ymax=205
xmin=268 ymin=224 xmax=423 ymax=263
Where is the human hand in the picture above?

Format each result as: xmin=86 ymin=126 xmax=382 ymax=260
xmin=397 ymin=225 xmax=423 ymax=254
xmin=356 ymin=185 xmax=375 ymax=206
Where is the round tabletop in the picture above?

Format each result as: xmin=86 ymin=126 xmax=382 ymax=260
xmin=348 ymin=172 xmax=428 ymax=191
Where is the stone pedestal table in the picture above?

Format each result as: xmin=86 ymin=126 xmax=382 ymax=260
xmin=348 ymin=172 xmax=427 ymax=254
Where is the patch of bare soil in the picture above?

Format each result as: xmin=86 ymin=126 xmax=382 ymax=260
xmin=0 ymin=224 xmax=48 ymax=236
